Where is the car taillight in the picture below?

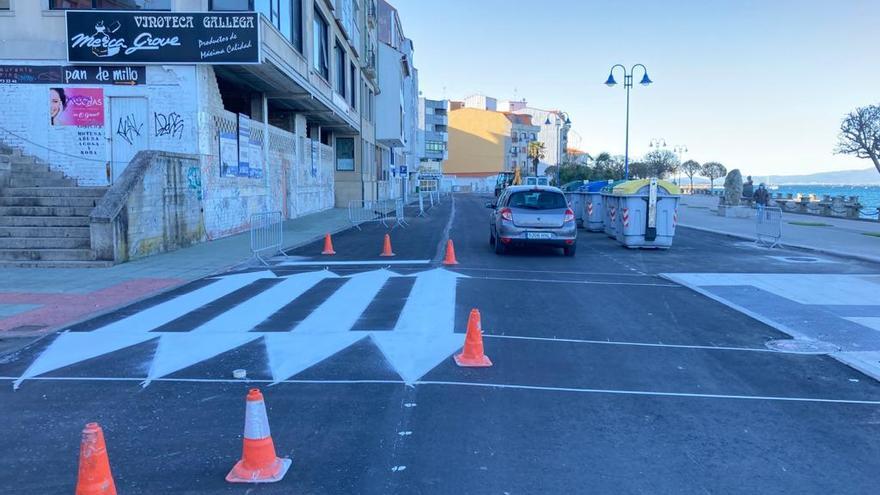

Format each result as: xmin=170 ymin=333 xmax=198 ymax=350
xmin=564 ymin=209 xmax=575 ymax=223
xmin=500 ymin=208 xmax=513 ymax=221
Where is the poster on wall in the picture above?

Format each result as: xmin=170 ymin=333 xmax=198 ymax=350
xmin=49 ymin=87 xmax=104 ymax=127
xmin=310 ymin=139 xmax=319 ymax=178
xmin=237 ymin=113 xmax=250 ymax=177
xmin=249 ymin=139 xmax=263 ymax=179
xmin=219 ymin=131 xmax=238 ymax=178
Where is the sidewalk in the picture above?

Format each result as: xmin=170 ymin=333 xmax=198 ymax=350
xmin=0 ymin=208 xmax=354 ymax=337
xmin=678 ymin=195 xmax=880 ymax=264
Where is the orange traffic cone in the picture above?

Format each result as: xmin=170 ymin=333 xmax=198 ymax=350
xmin=380 ymin=233 xmax=395 ymax=257
xmin=443 ymin=239 xmax=459 ymax=265
xmin=454 ymin=309 xmax=493 ymax=367
xmin=75 ymin=422 xmax=117 ymax=495
xmin=321 ymin=233 xmax=336 ymax=255
xmin=226 ymin=388 xmax=292 ymax=484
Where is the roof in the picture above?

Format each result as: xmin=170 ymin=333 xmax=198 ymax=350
xmin=503 ymin=113 xmax=533 ymax=126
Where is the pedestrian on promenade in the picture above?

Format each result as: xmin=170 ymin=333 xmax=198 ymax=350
xmin=754 ymin=183 xmax=770 ymax=218
xmin=742 ymin=176 xmax=754 ymax=201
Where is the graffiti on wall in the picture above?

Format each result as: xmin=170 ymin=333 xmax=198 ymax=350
xmin=154 ymin=112 xmax=184 ymax=140
xmin=115 ymin=113 xmax=144 ymax=145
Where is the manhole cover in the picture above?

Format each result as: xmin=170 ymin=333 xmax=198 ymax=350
xmin=765 ymin=339 xmax=839 ymax=355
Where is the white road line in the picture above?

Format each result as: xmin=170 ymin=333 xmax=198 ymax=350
xmin=468 ymin=276 xmax=681 ymax=287
xmin=452 ymin=267 xmax=654 ymax=277
xmin=416 ymin=381 xmax=880 ymax=406
xmin=483 ymin=334 xmax=777 ymax=353
xmin=5 ymin=376 xmax=879 ymax=405
xmin=278 ymin=260 xmax=432 ymax=266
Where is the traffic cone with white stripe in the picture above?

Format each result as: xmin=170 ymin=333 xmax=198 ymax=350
xmin=226 ymin=388 xmax=292 ymax=484
xmin=75 ymin=422 xmax=117 ymax=495
xmin=454 ymin=309 xmax=492 ymax=367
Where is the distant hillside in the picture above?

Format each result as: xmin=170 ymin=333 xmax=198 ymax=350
xmin=762 ymin=168 xmax=880 ymax=185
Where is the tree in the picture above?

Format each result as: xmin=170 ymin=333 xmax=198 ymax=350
xmin=527 ymin=141 xmax=546 ymax=176
xmin=643 ymin=149 xmax=680 ymax=179
xmin=836 ymin=104 xmax=880 ymax=175
xmin=592 ymin=152 xmax=625 ymax=180
xmin=628 ymin=161 xmax=650 ymax=179
xmin=681 ymin=160 xmax=702 ymax=192
xmin=701 ymin=162 xmax=727 ymax=191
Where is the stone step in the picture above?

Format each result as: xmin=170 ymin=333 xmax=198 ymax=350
xmin=9 ymin=177 xmax=77 ymax=188
xmin=0 ymin=196 xmax=100 ymax=207
xmin=0 ymin=226 xmax=90 ymax=238
xmin=0 ymin=260 xmax=113 ymax=268
xmin=0 ymin=205 xmax=93 ymax=216
xmin=10 ymin=162 xmax=51 ymax=173
xmin=0 ymin=216 xmax=90 ymax=227
xmin=0 ymin=237 xmax=90 ymax=249
xmin=0 ymin=248 xmax=97 ymax=261
xmin=10 ymin=170 xmax=65 ymax=180
xmin=1 ymin=187 xmax=107 ymax=198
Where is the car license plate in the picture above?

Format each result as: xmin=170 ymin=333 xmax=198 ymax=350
xmin=526 ymin=232 xmax=553 ymax=239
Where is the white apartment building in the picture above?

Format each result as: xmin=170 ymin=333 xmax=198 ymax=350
xmin=512 ymin=105 xmax=572 ymax=177
xmin=417 ymin=97 xmax=448 ymax=174
xmin=0 ymin=0 xmax=404 ymax=263
xmin=375 ymin=0 xmax=418 ymax=199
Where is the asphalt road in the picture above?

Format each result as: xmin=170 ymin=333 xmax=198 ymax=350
xmin=1 ymin=193 xmax=879 ymax=494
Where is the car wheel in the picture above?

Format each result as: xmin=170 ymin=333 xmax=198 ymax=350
xmin=564 ymin=244 xmax=577 ymax=257
xmin=489 ymin=229 xmax=496 ymax=246
xmin=494 ymin=238 xmax=506 ymax=255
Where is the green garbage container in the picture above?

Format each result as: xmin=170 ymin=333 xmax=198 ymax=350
xmin=612 ymin=178 xmax=680 ymax=249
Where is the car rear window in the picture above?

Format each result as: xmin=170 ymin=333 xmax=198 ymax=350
xmin=507 ymin=191 xmax=567 ymax=210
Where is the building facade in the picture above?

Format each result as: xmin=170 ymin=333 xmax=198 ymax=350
xmin=512 ymin=106 xmax=571 ymax=176
xmin=416 ymin=97 xmax=448 ymax=174
xmin=0 ymin=0 xmax=414 ymax=263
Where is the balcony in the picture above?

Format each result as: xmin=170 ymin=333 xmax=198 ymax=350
xmin=425 ymin=113 xmax=447 ymax=126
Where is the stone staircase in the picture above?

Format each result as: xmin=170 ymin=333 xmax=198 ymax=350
xmin=0 ymin=145 xmax=109 ymax=267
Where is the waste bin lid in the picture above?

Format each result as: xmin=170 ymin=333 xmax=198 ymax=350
xmin=600 ymin=180 xmax=627 ymax=193
xmin=586 ymin=180 xmax=610 ymax=192
xmin=612 ymin=179 xmax=680 ymax=196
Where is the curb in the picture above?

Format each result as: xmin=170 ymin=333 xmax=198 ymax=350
xmin=678 ymin=223 xmax=880 ymax=265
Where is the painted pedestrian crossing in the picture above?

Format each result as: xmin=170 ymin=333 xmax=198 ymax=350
xmin=14 ymin=268 xmax=466 ymax=389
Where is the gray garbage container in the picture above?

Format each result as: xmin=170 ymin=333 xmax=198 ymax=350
xmin=602 ymin=188 xmax=620 ymax=238
xmin=612 ymin=178 xmax=681 ymax=249
xmin=565 ymin=191 xmax=588 ymax=228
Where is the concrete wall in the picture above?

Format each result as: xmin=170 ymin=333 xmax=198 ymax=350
xmin=0 ymin=63 xmax=198 ymax=186
xmin=444 ymin=108 xmax=509 ymax=175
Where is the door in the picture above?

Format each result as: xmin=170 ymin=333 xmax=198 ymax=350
xmin=110 ymin=97 xmax=149 ymax=183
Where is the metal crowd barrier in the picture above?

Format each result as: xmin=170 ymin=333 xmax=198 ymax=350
xmin=756 ymin=206 xmax=782 ymax=248
xmin=348 ymin=199 xmax=409 ymax=229
xmin=250 ymin=211 xmax=286 ymax=265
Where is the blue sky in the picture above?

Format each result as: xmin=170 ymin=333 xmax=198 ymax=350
xmin=392 ymin=0 xmax=880 ymax=176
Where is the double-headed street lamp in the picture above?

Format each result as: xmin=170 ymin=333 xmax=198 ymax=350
xmin=649 ymin=138 xmax=666 ymax=149
xmin=672 ymin=144 xmax=688 ymax=185
xmin=605 ymin=64 xmax=652 ymax=180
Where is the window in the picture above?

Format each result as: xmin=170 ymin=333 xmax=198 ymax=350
xmin=290 ymin=0 xmax=303 ymax=53
xmin=256 ymin=0 xmax=280 ymax=30
xmin=334 ymin=40 xmax=346 ymax=97
xmin=426 ymin=141 xmax=445 ymax=153
xmin=0 ymin=0 xmax=9 ymax=9
xmin=506 ymin=191 xmax=568 ymax=210
xmin=368 ymin=88 xmax=375 ymax=123
xmin=53 ymin=0 xmax=171 ymax=8
xmin=336 ymin=137 xmax=355 ymax=171
xmin=313 ymin=9 xmax=330 ymax=81
xmin=210 ymin=0 xmax=252 ymax=9
xmin=349 ymin=62 xmax=357 ymax=109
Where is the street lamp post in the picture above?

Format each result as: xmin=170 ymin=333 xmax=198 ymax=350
xmin=605 ymin=64 xmax=652 ymax=180
xmin=672 ymin=144 xmax=688 ymax=185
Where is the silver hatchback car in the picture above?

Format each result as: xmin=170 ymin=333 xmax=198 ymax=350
xmin=487 ymin=185 xmax=577 ymax=256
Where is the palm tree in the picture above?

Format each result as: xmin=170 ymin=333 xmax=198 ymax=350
xmin=528 ymin=141 xmax=546 ymax=176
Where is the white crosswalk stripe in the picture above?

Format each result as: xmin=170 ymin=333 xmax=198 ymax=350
xmin=15 ymin=268 xmax=469 ymax=388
